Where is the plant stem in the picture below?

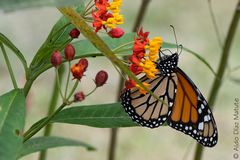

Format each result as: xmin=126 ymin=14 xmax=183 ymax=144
xmin=67 ymin=80 xmax=79 ymax=100
xmin=132 ymin=0 xmax=152 ymax=31
xmin=86 ymin=86 xmax=97 ymax=97
xmin=56 ymin=68 xmax=65 ymax=101
xmin=108 ymin=128 xmax=118 ymax=160
xmin=64 ymin=62 xmax=71 ymax=98
xmin=0 ymin=42 xmax=18 ymax=89
xmin=207 ymin=0 xmax=223 ymax=48
xmin=38 ymin=66 xmax=65 ymax=160
xmin=194 ymin=1 xmax=240 ymax=160
xmin=23 ymin=102 xmax=67 ymax=142
xmin=108 ymin=1 xmax=152 ymax=160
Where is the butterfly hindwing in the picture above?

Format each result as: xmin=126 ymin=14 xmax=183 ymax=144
xmin=121 ymin=72 xmax=178 ymax=128
xmin=167 ymin=67 xmax=218 ymax=147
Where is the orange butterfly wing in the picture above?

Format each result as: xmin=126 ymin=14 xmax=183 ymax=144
xmin=167 ymin=68 xmax=218 ymax=147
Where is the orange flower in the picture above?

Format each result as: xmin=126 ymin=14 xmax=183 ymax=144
xmin=71 ymin=59 xmax=88 ymax=80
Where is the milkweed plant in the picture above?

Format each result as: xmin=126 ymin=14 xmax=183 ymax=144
xmin=0 ymin=0 xmax=238 ymax=160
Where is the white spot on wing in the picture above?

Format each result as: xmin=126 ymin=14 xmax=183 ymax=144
xmin=198 ymin=108 xmax=202 ymax=114
xmin=198 ymin=122 xmax=204 ymax=130
xmin=204 ymin=115 xmax=209 ymax=122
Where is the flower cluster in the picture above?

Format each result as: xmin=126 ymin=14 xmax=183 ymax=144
xmin=50 ymin=40 xmax=108 ymax=103
xmin=126 ymin=28 xmax=163 ymax=94
xmin=92 ymin=0 xmax=124 ymax=38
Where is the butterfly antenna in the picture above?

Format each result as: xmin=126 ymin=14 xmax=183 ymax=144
xmin=170 ymin=25 xmax=179 ymax=53
xmin=179 ymin=44 xmax=183 ymax=56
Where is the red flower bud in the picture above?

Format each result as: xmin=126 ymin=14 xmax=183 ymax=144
xmin=74 ymin=91 xmax=85 ymax=102
xmin=69 ymin=28 xmax=80 ymax=38
xmin=51 ymin=50 xmax=62 ymax=67
xmin=95 ymin=70 xmax=108 ymax=87
xmin=108 ymin=28 xmax=125 ymax=38
xmin=78 ymin=58 xmax=88 ymax=71
xmin=64 ymin=44 xmax=75 ymax=61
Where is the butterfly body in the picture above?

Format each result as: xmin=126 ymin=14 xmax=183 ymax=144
xmin=156 ymin=53 xmax=179 ymax=76
xmin=121 ymin=52 xmax=218 ymax=147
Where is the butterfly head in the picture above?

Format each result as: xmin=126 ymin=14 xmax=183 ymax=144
xmin=157 ymin=53 xmax=179 ymax=76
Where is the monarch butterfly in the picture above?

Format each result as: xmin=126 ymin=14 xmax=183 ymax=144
xmin=120 ymin=37 xmax=218 ymax=147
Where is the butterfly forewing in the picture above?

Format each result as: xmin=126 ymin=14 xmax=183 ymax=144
xmin=167 ymin=68 xmax=218 ymax=147
xmin=121 ymin=73 xmax=178 ymax=128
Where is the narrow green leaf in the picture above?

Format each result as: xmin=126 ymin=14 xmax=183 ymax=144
xmin=30 ymin=3 xmax=85 ymax=71
xmin=18 ymin=136 xmax=95 ymax=158
xmin=163 ymin=42 xmax=216 ymax=76
xmin=0 ymin=0 xmax=84 ymax=12
xmin=52 ymin=103 xmax=139 ymax=128
xmin=0 ymin=89 xmax=26 ymax=160
xmin=73 ymin=33 xmax=135 ymax=58
xmin=0 ymin=32 xmax=28 ymax=76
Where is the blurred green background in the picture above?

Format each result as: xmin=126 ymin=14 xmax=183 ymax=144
xmin=0 ymin=0 xmax=240 ymax=159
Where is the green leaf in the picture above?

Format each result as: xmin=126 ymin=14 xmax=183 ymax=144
xmin=51 ymin=103 xmax=139 ymax=128
xmin=18 ymin=136 xmax=95 ymax=158
xmin=0 ymin=89 xmax=26 ymax=160
xmin=0 ymin=0 xmax=84 ymax=12
xmin=73 ymin=33 xmax=135 ymax=58
xmin=163 ymin=42 xmax=216 ymax=76
xmin=30 ymin=3 xmax=86 ymax=72
xmin=0 ymin=32 xmax=28 ymax=76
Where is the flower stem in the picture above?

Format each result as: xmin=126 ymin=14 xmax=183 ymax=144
xmin=67 ymin=80 xmax=79 ymax=100
xmin=56 ymin=68 xmax=65 ymax=101
xmin=207 ymin=0 xmax=223 ymax=48
xmin=23 ymin=102 xmax=67 ymax=142
xmin=64 ymin=62 xmax=71 ymax=99
xmin=194 ymin=1 xmax=240 ymax=160
xmin=86 ymin=86 xmax=97 ymax=97
xmin=0 ymin=42 xmax=18 ymax=89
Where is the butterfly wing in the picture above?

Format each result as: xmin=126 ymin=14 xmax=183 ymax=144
xmin=121 ymin=73 xmax=178 ymax=128
xmin=167 ymin=67 xmax=218 ymax=147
